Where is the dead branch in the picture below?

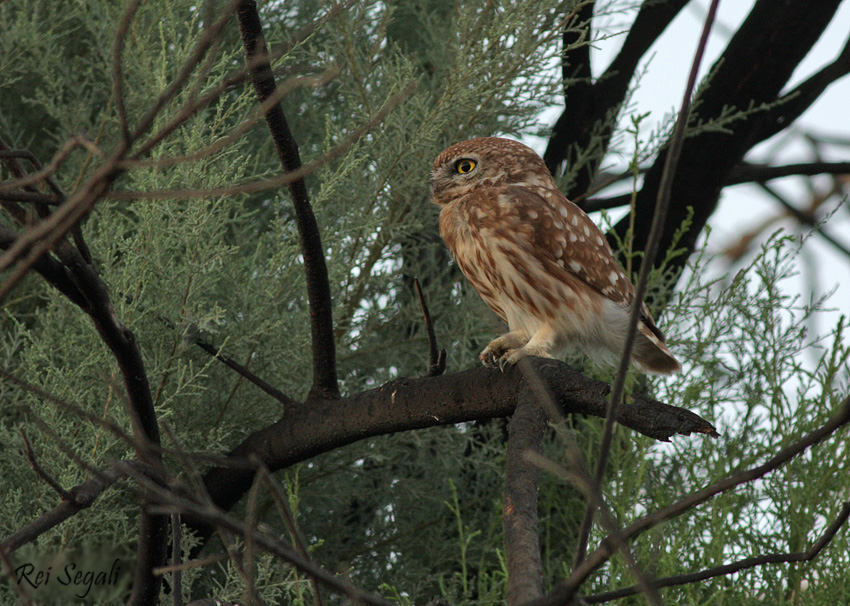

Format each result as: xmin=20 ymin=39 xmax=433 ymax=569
xmin=526 ymin=395 xmax=850 ymax=606
xmin=413 ymin=278 xmax=447 ymax=377
xmin=582 ymin=501 xmax=850 ymax=603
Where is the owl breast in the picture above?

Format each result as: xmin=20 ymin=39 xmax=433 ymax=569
xmin=439 ymin=188 xmax=602 ymax=341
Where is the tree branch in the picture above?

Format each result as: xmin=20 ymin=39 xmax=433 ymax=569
xmin=609 ymin=0 xmax=844 ymax=282
xmin=582 ymin=501 xmax=850 ymax=603
xmin=187 ymin=358 xmax=716 ymax=548
xmin=545 ymin=0 xmax=688 ymax=199
xmin=504 ymin=395 xmax=547 ymax=606
xmin=728 ymin=161 xmax=850 ymax=185
xmin=413 ymin=278 xmax=446 ymax=377
xmin=236 ymin=0 xmax=339 ymax=401
xmin=527 ymin=395 xmax=850 ymax=606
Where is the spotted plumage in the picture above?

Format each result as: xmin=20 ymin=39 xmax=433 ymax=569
xmin=431 ymin=136 xmax=680 ymax=374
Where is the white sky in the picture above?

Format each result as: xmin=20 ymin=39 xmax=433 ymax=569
xmin=531 ymin=0 xmax=850 ymax=340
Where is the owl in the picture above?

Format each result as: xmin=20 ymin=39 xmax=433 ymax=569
xmin=431 ymin=137 xmax=681 ymax=374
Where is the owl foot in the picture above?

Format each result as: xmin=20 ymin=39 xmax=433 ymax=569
xmin=480 ymin=332 xmax=529 ymax=371
xmin=481 ymin=336 xmax=555 ymax=371
xmin=502 ymin=345 xmax=555 ymax=368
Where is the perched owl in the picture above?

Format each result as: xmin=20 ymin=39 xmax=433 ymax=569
xmin=431 ymin=137 xmax=681 ymax=374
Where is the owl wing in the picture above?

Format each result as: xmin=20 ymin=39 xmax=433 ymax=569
xmin=495 ymin=185 xmax=636 ymax=306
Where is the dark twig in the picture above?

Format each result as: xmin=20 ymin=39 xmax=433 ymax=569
xmin=0 ymin=542 xmax=34 ymax=606
xmin=583 ymin=501 xmax=850 ymax=603
xmin=729 ymin=161 xmax=850 ymax=184
xmin=119 ymin=462 xmax=397 ymax=606
xmin=413 ymin=277 xmax=446 ymax=377
xmin=19 ymin=429 xmax=74 ymax=501
xmin=0 ymin=190 xmax=61 ymax=205
xmin=573 ymin=0 xmax=721 ymax=569
xmin=582 ymin=160 xmax=850 ymax=213
xmin=171 ymin=513 xmax=184 ymax=606
xmin=757 ymin=182 xmax=850 ymax=259
xmin=113 ymin=0 xmax=142 ymax=146
xmin=529 ymin=395 xmax=850 ymax=606
xmin=2 ymin=460 xmax=145 ymax=554
xmin=504 ymin=392 xmax=547 ymax=605
xmin=110 ymin=84 xmax=416 ymax=202
xmin=192 ymin=337 xmax=300 ymax=407
xmin=260 ymin=464 xmax=324 ymax=606
xmin=129 ymin=0 xmax=240 ymax=148
xmin=236 ymin=0 xmax=339 ymax=401
xmin=753 ymin=32 xmax=850 ymax=145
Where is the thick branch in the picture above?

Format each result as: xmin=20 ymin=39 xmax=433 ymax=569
xmin=545 ymin=0 xmax=688 ymax=199
xmin=187 ymin=358 xmax=716 ymax=547
xmin=504 ymin=396 xmax=547 ymax=606
xmin=609 ymin=0 xmax=843 ymax=281
xmin=236 ymin=0 xmax=339 ymax=400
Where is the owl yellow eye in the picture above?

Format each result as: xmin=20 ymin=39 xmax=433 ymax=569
xmin=455 ymin=159 xmax=476 ymax=174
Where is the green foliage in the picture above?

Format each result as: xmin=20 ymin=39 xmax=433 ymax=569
xmin=1 ymin=0 xmax=848 ymax=605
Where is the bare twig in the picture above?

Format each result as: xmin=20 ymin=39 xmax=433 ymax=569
xmin=757 ymin=182 xmax=850 ymax=259
xmin=528 ymin=395 xmax=850 ymax=606
xmin=260 ymin=464 xmax=324 ymax=606
xmin=192 ymin=337 xmax=300 ymax=407
xmin=113 ymin=0 xmax=142 ymax=147
xmin=583 ymin=501 xmax=850 ymax=603
xmin=109 ymin=83 xmax=416 ymax=202
xmin=583 ymin=160 xmax=850 ymax=213
xmin=413 ymin=277 xmax=447 ymax=377
xmin=729 ymin=160 xmax=850 ymax=184
xmin=18 ymin=429 xmax=74 ymax=501
xmin=573 ymin=0 xmax=721 ymax=569
xmin=119 ymin=462 xmax=398 ymax=606
xmin=0 ymin=542 xmax=34 ymax=606
xmin=1 ymin=460 xmax=145 ymax=554
xmin=171 ymin=513 xmax=184 ymax=606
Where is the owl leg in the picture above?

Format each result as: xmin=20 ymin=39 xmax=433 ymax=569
xmin=501 ymin=325 xmax=558 ymax=369
xmin=480 ymin=331 xmax=529 ymax=368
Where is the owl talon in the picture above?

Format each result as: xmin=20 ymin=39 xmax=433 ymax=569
xmin=498 ymin=355 xmax=512 ymax=373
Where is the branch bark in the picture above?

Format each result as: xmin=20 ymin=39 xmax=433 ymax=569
xmin=504 ymin=395 xmax=547 ymax=605
xmin=236 ymin=0 xmax=339 ymax=401
xmin=187 ymin=358 xmax=716 ymax=548
xmin=607 ymin=0 xmax=846 ymax=282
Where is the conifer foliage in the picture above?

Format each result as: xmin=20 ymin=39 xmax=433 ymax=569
xmin=1 ymin=1 xmax=849 ymax=604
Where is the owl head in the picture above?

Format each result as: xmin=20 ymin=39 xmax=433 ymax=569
xmin=430 ymin=137 xmax=553 ymax=206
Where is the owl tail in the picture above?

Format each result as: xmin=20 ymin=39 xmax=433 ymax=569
xmin=632 ymin=324 xmax=682 ymax=374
